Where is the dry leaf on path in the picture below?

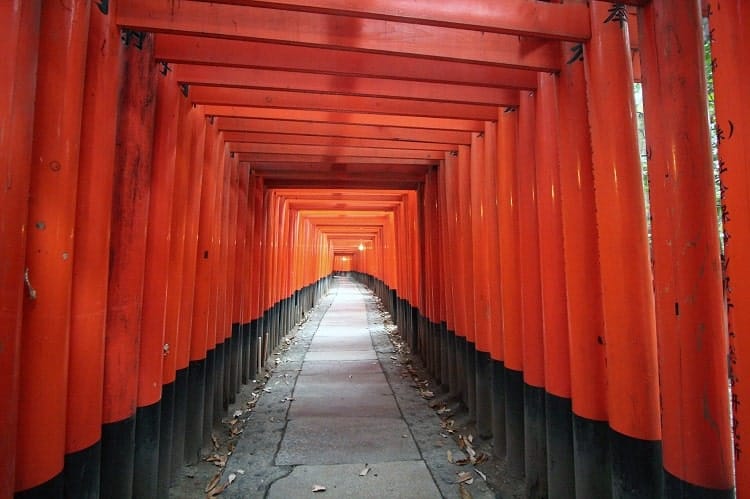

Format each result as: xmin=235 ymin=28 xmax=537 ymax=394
xmin=205 ymin=472 xmax=222 ymax=493
xmin=359 ymin=464 xmax=371 ymax=476
xmin=312 ymin=484 xmax=327 ymax=492
xmin=447 ymin=450 xmax=454 ymax=463
xmin=459 ymin=483 xmax=473 ymax=499
xmin=474 ymin=468 xmax=487 ymax=481
xmin=456 ymin=471 xmax=474 ymax=485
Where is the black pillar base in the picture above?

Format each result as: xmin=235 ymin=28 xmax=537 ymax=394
xmin=524 ymin=383 xmax=547 ymax=497
xmin=572 ymin=414 xmax=611 ymax=499
xmin=184 ymin=359 xmax=206 ymax=465
xmin=133 ymin=400 xmax=161 ymax=499
xmin=475 ymin=350 xmax=492 ymax=439
xmin=64 ymin=441 xmax=101 ymax=499
xmin=490 ymin=359 xmax=506 ymax=457
xmin=170 ymin=367 xmax=189 ymax=481
xmin=100 ymin=415 xmax=136 ymax=499
xmin=545 ymin=393 xmax=575 ymax=499
xmin=157 ymin=380 xmax=175 ymax=496
xmin=610 ymin=428 xmax=663 ymax=499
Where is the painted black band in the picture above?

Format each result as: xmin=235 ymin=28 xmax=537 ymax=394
xmin=572 ymin=413 xmax=612 ymax=499
xmin=545 ymin=392 xmax=575 ymax=499
xmin=64 ymin=440 xmax=101 ymax=499
xmin=100 ymin=414 xmax=136 ymax=499
xmin=133 ymin=400 xmax=161 ymax=499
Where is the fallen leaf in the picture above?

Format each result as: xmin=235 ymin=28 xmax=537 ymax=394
xmin=205 ymin=472 xmax=222 ymax=493
xmin=359 ymin=464 xmax=371 ymax=476
xmin=474 ymin=468 xmax=487 ymax=481
xmin=459 ymin=483 xmax=473 ymax=499
xmin=312 ymin=484 xmax=327 ymax=492
xmin=207 ymin=481 xmax=228 ymax=497
xmin=447 ymin=450 xmax=454 ymax=463
xmin=227 ymin=473 xmax=237 ymax=484
xmin=456 ymin=471 xmax=474 ymax=485
xmin=236 ymin=469 xmax=245 ymax=475
xmin=233 ymin=410 xmax=243 ymax=418
xmin=263 ymin=388 xmax=272 ymax=393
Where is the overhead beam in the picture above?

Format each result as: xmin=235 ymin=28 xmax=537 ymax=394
xmin=224 ymin=132 xmax=456 ymax=151
xmin=188 ymin=0 xmax=591 ymax=40
xmin=239 ymin=153 xmax=437 ymax=165
xmin=118 ymin=0 xmax=562 ymax=70
xmin=207 ymin=107 xmax=484 ymax=131
xmin=232 ymin=142 xmax=445 ymax=160
xmin=155 ymin=35 xmax=540 ymax=87
xmin=189 ymin=86 xmax=503 ymax=120
xmin=175 ymin=65 xmax=533 ymax=104
xmin=216 ymin=118 xmax=473 ymax=145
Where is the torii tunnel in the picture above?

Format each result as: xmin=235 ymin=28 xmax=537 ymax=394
xmin=1 ymin=0 xmax=749 ymax=498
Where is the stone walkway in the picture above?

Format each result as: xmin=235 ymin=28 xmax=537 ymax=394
xmin=171 ymin=277 xmax=498 ymax=498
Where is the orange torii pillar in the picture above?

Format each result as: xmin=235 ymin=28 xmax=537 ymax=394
xmin=709 ymin=1 xmax=750 ymax=495
xmin=173 ymin=103 xmax=207 ymax=476
xmin=444 ymin=150 xmax=467 ymax=401
xmin=235 ymin=166 xmax=251 ymax=386
xmin=100 ymin=31 xmax=158 ymax=498
xmin=65 ymin=5 xmax=123 ymax=497
xmin=0 ymin=2 xmax=39 ymax=495
xmin=420 ymin=168 xmax=437 ymax=379
xmin=133 ymin=60 xmax=180 ymax=498
xmin=207 ymin=140 xmax=230 ymax=430
xmin=497 ymin=107 xmax=525 ymax=473
xmin=240 ymin=173 xmax=258 ymax=384
xmin=469 ymin=131 xmax=493 ymax=438
xmin=557 ymin=41 xmax=611 ymax=497
xmin=160 ymin=94 xmax=198 ymax=487
xmin=221 ymin=153 xmax=240 ymax=412
xmin=586 ymin=2 xmax=662 ymax=496
xmin=438 ymin=158 xmax=460 ymax=396
xmin=14 ymin=2 xmax=89 ymax=496
xmin=458 ymin=144 xmax=478 ymax=419
xmin=185 ymin=117 xmax=224 ymax=465
xmin=640 ymin=1 xmax=734 ymax=495
xmin=535 ymin=72 xmax=575 ymax=498
xmin=517 ymin=90 xmax=548 ymax=497
xmin=484 ymin=120 xmax=507 ymax=454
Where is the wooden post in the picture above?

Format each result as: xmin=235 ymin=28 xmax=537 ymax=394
xmin=640 ymin=1 xmax=734 ymax=494
xmin=708 ymin=0 xmax=750 ymax=495
xmin=586 ymin=2 xmax=662 ymax=496
xmin=66 ymin=4 xmax=123 ymax=496
xmin=0 ymin=1 xmax=40 ymax=495
xmin=15 ymin=1 xmax=89 ymax=494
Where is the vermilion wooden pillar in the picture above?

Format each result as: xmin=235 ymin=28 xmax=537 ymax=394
xmin=0 ymin=2 xmax=40 ymax=495
xmin=535 ymin=72 xmax=574 ymax=499
xmin=133 ymin=62 xmax=181 ymax=498
xmin=234 ymin=166 xmax=250 ymax=385
xmin=438 ymin=156 xmax=459 ymax=396
xmin=557 ymin=41 xmax=611 ymax=498
xmin=517 ymin=90 xmax=547 ymax=497
xmin=709 ymin=0 xmax=750 ymax=495
xmin=497 ymin=107 xmax=525 ymax=475
xmin=101 ymin=32 xmax=157 ymax=499
xmin=185 ymin=117 xmax=222 ymax=465
xmin=174 ymin=103 xmax=206 ymax=475
xmin=639 ymin=1 xmax=734 ymax=495
xmin=65 ymin=5 xmax=123 ymax=496
xmin=483 ymin=119 xmax=506 ymax=453
xmin=586 ymin=2 xmax=662 ymax=496
xmin=457 ymin=144 xmax=477 ymax=418
xmin=469 ymin=132 xmax=492 ymax=435
xmin=160 ymin=94 xmax=194 ymax=488
xmin=15 ymin=1 xmax=89 ymax=495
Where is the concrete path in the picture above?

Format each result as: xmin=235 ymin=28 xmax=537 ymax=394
xmin=172 ymin=277 xmax=497 ymax=498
